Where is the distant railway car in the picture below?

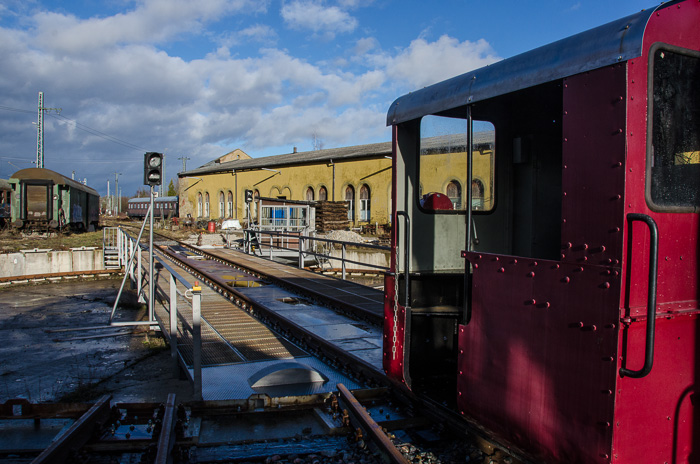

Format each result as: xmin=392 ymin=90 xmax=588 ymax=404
xmin=9 ymin=168 xmax=99 ymax=232
xmin=0 ymin=179 xmax=11 ymax=227
xmin=127 ymin=196 xmax=178 ymax=220
xmin=384 ymin=1 xmax=700 ymax=463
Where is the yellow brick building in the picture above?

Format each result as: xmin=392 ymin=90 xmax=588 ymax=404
xmin=177 ymin=137 xmax=494 ymax=228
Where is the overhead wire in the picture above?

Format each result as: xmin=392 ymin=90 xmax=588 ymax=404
xmin=0 ymin=103 xmax=149 ymax=154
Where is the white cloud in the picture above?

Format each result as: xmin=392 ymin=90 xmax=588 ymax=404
xmin=31 ymin=0 xmax=267 ymax=54
xmin=281 ymin=0 xmax=358 ymax=37
xmin=382 ymin=35 xmax=500 ymax=88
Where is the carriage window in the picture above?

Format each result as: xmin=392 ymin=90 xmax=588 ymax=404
xmin=419 ymin=115 xmax=495 ymax=212
xmin=648 ymin=45 xmax=700 ymax=211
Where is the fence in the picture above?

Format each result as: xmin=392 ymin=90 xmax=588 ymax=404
xmin=239 ymin=228 xmax=390 ymax=280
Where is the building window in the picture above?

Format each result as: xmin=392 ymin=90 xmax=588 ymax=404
xmin=345 ymin=185 xmax=355 ymax=221
xmin=360 ymin=184 xmax=371 ymax=221
xmin=227 ymin=191 xmax=233 ymax=217
xmin=446 ymin=181 xmax=462 ymax=209
xmin=197 ymin=193 xmax=203 ymax=217
xmin=219 ymin=192 xmax=224 ymax=218
xmin=306 ymin=187 xmax=314 ymax=201
xmin=471 ymin=179 xmax=485 ymax=210
xmin=319 ymin=186 xmax=328 ymax=201
xmin=204 ymin=192 xmax=210 ymax=217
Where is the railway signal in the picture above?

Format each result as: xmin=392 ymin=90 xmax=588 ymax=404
xmin=144 ymin=152 xmax=164 ymax=186
xmin=244 ymin=189 xmax=254 ymax=203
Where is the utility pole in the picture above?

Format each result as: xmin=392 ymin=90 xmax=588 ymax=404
xmin=178 ymin=156 xmax=190 ymax=173
xmin=114 ymin=172 xmax=122 ymax=216
xmin=36 ymin=91 xmax=61 ymax=169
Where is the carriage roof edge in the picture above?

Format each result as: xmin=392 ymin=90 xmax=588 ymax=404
xmin=386 ymin=4 xmax=661 ymax=125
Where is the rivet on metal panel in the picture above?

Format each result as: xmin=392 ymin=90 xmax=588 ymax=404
xmin=498 ymin=267 xmax=505 ymax=273
xmin=680 ymin=256 xmax=684 ymax=260
xmin=474 ymin=264 xmax=479 ymax=269
xmin=563 ymin=276 xmax=571 ymax=283
xmin=545 ymin=302 xmax=551 ymax=308
xmin=606 ymin=324 xmax=616 ymax=329
xmin=566 ymin=242 xmax=572 ymax=249
xmin=554 ymin=264 xmax=560 ymax=269
xmin=528 ymin=272 xmax=535 ymax=278
xmin=603 ymin=389 xmax=613 ymax=395
xmin=562 ymin=219 xmax=567 ymax=224
xmin=533 ymin=261 xmax=538 ymax=266
xmin=563 ymin=191 xmax=567 ymax=196
xmin=561 ymin=253 xmax=566 ymax=259
xmin=495 ymin=257 xmax=499 ymax=261
xmin=529 ymin=299 xmax=536 ymax=305
xmin=512 ymin=259 xmax=518 ymax=264
xmin=578 ymin=267 xmax=584 ymax=272
xmin=602 ymin=282 xmax=611 ymax=289
xmin=583 ymin=243 xmax=589 ymax=250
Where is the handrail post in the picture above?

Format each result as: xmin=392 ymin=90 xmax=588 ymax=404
xmin=342 ymin=243 xmax=347 ymax=280
xmin=192 ymin=282 xmax=202 ymax=400
xmin=269 ymin=235 xmax=273 ymax=258
xmin=298 ymin=236 xmax=304 ymax=269
xmin=137 ymin=245 xmax=143 ymax=301
xmin=170 ymin=273 xmax=179 ymax=378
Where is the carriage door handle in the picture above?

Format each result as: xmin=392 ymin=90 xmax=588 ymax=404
xmin=620 ymin=213 xmax=659 ymax=379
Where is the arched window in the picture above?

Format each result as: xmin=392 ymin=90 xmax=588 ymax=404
xmin=227 ymin=191 xmax=233 ymax=217
xmin=359 ymin=184 xmax=371 ymax=221
xmin=305 ymin=187 xmax=314 ymax=201
xmin=471 ymin=179 xmax=485 ymax=210
xmin=446 ymin=181 xmax=462 ymax=209
xmin=319 ymin=186 xmax=328 ymax=201
xmin=345 ymin=185 xmax=355 ymax=221
xmin=204 ymin=192 xmax=210 ymax=217
xmin=197 ymin=193 xmax=203 ymax=217
xmin=219 ymin=192 xmax=225 ymax=218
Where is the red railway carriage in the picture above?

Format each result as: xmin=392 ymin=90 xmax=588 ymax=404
xmin=384 ymin=1 xmax=700 ymax=463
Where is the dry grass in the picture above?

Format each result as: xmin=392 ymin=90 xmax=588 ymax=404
xmin=0 ymin=216 xmax=195 ymax=254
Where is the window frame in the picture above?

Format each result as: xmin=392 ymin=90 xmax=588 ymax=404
xmin=645 ymin=42 xmax=700 ymax=213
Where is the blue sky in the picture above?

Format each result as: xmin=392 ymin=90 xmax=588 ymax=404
xmin=0 ymin=0 xmax=653 ymax=196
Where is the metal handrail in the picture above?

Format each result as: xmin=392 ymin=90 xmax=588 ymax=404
xmin=118 ymin=228 xmax=203 ymax=399
xmin=239 ymin=228 xmax=390 ymax=279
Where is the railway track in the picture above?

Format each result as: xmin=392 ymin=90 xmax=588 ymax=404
xmin=0 ymin=226 xmax=516 ymax=463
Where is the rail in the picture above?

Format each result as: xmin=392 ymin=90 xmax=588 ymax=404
xmin=117 ymin=227 xmax=204 ymax=400
xmin=237 ymin=228 xmax=390 ymax=280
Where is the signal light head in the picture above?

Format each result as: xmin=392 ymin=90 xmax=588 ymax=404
xmin=144 ymin=152 xmax=163 ymax=186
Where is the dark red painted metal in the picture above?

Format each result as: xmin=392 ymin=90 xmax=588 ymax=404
xmin=614 ymin=2 xmax=700 ymax=462
xmin=459 ymin=253 xmax=620 ymax=463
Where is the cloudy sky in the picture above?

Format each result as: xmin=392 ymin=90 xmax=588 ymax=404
xmin=0 ymin=0 xmax=651 ymax=196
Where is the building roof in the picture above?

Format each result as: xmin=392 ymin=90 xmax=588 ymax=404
xmin=180 ymin=140 xmax=392 ymax=177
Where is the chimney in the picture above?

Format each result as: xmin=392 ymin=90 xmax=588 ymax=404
xmin=293 ymin=147 xmax=297 ymax=153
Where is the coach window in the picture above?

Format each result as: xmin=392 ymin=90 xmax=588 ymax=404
xmin=419 ymin=115 xmax=495 ymax=212
xmin=647 ymin=44 xmax=700 ymax=211
xmin=197 ymin=193 xmax=203 ymax=217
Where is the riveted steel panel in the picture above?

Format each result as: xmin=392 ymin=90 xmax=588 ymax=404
xmin=459 ymin=252 xmax=619 ymax=463
xmin=561 ymin=65 xmax=627 ymax=267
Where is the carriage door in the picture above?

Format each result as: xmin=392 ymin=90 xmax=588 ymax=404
xmin=22 ymin=180 xmax=52 ymax=223
xmin=403 ymin=114 xmax=494 ymax=403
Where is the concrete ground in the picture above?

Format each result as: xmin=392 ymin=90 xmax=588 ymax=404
xmin=0 ymin=278 xmax=194 ymax=404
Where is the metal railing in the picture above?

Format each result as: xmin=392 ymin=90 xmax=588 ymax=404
xmin=117 ymin=228 xmax=203 ymax=400
xmin=238 ymin=228 xmax=390 ymax=280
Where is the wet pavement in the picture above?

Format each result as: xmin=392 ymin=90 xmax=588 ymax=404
xmin=0 ymin=278 xmax=194 ymax=404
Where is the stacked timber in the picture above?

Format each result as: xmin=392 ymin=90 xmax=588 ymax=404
xmin=315 ymin=201 xmax=350 ymax=231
